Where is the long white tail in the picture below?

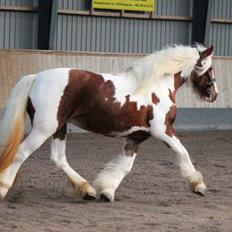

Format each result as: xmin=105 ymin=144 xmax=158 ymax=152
xmin=0 ymin=74 xmax=35 ymax=172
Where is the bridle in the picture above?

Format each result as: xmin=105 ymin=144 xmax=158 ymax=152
xmin=207 ymin=78 xmax=216 ymax=87
xmin=196 ymin=48 xmax=216 ymax=88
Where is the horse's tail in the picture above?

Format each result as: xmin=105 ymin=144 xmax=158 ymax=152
xmin=0 ymin=74 xmax=35 ymax=172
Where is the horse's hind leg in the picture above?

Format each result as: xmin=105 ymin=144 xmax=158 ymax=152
xmin=0 ymin=128 xmax=52 ymax=199
xmin=50 ymin=125 xmax=96 ymax=200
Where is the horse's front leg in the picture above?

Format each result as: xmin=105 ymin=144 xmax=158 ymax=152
xmin=94 ymin=136 xmax=144 ymax=202
xmin=151 ymin=122 xmax=206 ymax=195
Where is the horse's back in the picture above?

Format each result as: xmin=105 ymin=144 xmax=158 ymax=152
xmin=27 ymin=68 xmax=151 ymax=136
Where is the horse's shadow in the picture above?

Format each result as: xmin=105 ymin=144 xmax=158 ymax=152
xmin=5 ymin=186 xmax=90 ymax=205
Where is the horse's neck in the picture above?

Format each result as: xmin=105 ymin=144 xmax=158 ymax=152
xmin=134 ymin=72 xmax=187 ymax=99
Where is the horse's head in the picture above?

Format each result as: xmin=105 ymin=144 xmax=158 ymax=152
xmin=191 ymin=45 xmax=218 ymax=102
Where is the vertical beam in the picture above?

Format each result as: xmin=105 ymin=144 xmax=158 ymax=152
xmin=38 ymin=0 xmax=53 ymax=49
xmin=191 ymin=0 xmax=209 ymax=44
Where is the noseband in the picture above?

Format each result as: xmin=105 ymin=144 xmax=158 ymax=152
xmin=206 ymin=75 xmax=216 ymax=96
xmin=207 ymin=78 xmax=216 ymax=87
xmin=206 ymin=66 xmax=216 ymax=88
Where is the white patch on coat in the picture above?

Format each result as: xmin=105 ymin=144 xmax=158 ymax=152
xmin=149 ymin=74 xmax=176 ymax=137
xmin=29 ymin=68 xmax=71 ymax=133
xmin=110 ymin=126 xmax=150 ymax=137
xmin=101 ymin=72 xmax=144 ymax=107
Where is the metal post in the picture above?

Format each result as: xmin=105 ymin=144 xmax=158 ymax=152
xmin=191 ymin=0 xmax=209 ymax=44
xmin=38 ymin=0 xmax=53 ymax=49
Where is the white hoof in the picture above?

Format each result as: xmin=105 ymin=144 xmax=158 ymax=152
xmin=100 ymin=188 xmax=115 ymax=202
xmin=188 ymin=171 xmax=207 ymax=196
xmin=93 ymin=177 xmax=116 ymax=202
xmin=193 ymin=182 xmax=207 ymax=196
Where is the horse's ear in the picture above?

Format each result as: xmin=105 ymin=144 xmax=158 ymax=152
xmin=200 ymin=45 xmax=214 ymax=59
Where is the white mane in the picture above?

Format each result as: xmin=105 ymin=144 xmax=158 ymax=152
xmin=127 ymin=45 xmax=212 ymax=86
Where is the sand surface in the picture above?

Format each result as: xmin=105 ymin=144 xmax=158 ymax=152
xmin=0 ymin=131 xmax=232 ymax=232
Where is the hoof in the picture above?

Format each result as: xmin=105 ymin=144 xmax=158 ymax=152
xmin=100 ymin=193 xmax=111 ymax=202
xmin=83 ymin=192 xmax=97 ymax=201
xmin=93 ymin=178 xmax=115 ymax=202
xmin=79 ymin=182 xmax=97 ymax=200
xmin=99 ymin=189 xmax=114 ymax=202
xmin=193 ymin=182 xmax=207 ymax=196
xmin=189 ymin=171 xmax=206 ymax=196
xmin=190 ymin=181 xmax=207 ymax=196
xmin=68 ymin=178 xmax=97 ymax=200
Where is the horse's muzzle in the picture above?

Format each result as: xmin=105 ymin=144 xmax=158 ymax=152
xmin=205 ymin=92 xmax=218 ymax=102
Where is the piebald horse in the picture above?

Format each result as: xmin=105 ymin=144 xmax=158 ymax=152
xmin=0 ymin=44 xmax=218 ymax=202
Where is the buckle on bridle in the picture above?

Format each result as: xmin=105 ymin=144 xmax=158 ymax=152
xmin=207 ymin=78 xmax=216 ymax=86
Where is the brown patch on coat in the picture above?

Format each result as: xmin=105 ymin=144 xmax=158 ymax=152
xmin=152 ymin=93 xmax=160 ymax=105
xmin=124 ymin=143 xmax=138 ymax=157
xmin=191 ymin=67 xmax=215 ymax=99
xmin=168 ymin=72 xmax=186 ymax=103
xmin=124 ymin=131 xmax=150 ymax=156
xmin=56 ymin=69 xmax=154 ymax=136
xmin=53 ymin=125 xmax=67 ymax=141
xmin=167 ymin=72 xmax=186 ymax=104
xmin=164 ymin=105 xmax=177 ymax=137
xmin=127 ymin=130 xmax=151 ymax=141
xmin=168 ymin=89 xmax=176 ymax=103
xmin=174 ymin=72 xmax=186 ymax=92
xmin=27 ymin=97 xmax=35 ymax=125
xmin=164 ymin=72 xmax=186 ymax=137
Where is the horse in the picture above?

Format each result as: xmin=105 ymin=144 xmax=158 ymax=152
xmin=0 ymin=44 xmax=218 ymax=202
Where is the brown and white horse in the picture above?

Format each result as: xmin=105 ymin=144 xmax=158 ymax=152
xmin=0 ymin=44 xmax=218 ymax=202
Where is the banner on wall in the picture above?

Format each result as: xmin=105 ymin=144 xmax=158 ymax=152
xmin=93 ymin=0 xmax=155 ymax=12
